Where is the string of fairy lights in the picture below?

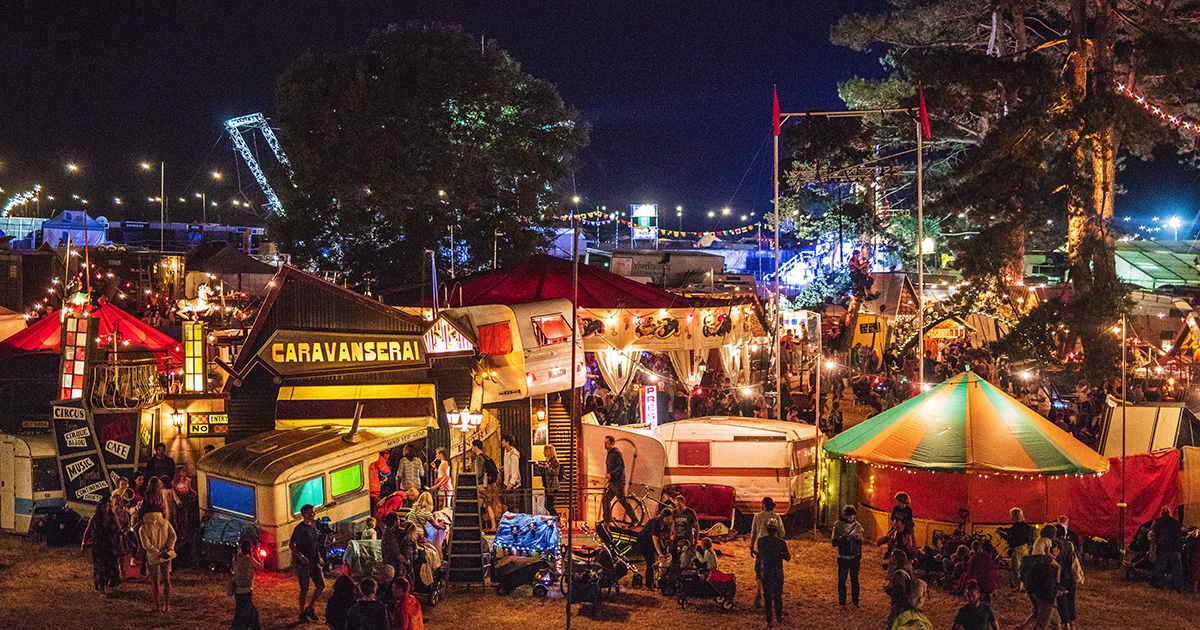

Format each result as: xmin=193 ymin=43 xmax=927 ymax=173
xmin=562 ymin=210 xmax=760 ymax=238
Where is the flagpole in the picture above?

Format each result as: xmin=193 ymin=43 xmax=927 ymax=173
xmin=773 ymin=87 xmax=782 ymax=421
xmin=916 ymin=118 xmax=925 ymax=387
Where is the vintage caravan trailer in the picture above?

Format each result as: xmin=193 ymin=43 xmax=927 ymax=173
xmin=198 ymin=425 xmax=426 ymax=570
xmin=0 ymin=433 xmax=65 ymax=534
xmin=508 ymin=299 xmax=585 ymax=397
xmin=654 ymin=417 xmax=822 ymax=515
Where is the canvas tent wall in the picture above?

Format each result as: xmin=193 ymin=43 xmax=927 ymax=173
xmin=1099 ymin=402 xmax=1200 ymax=457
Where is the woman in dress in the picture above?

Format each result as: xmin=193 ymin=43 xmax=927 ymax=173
xmin=82 ymin=497 xmax=123 ymax=596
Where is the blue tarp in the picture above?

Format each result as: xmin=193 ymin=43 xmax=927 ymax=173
xmin=492 ymin=512 xmax=559 ymax=553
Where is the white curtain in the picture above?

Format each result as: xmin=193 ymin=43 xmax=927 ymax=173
xmin=595 ymin=349 xmax=640 ymax=394
xmin=668 ymin=350 xmax=704 ymax=388
xmin=718 ymin=345 xmax=743 ymax=386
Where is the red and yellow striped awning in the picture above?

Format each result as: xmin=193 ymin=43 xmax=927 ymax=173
xmin=826 ymin=371 xmax=1108 ymax=476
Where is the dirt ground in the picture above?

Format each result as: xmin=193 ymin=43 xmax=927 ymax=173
xmin=2 ymin=530 xmax=1199 ymax=630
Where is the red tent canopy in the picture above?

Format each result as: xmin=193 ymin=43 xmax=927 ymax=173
xmin=2 ymin=303 xmax=183 ymax=364
xmin=392 ymin=254 xmax=694 ymax=309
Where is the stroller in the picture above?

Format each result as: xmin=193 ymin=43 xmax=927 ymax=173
xmin=491 ymin=512 xmax=560 ymax=597
xmin=198 ymin=513 xmax=260 ymax=571
xmin=1125 ymin=520 xmax=1156 ymax=580
xmin=412 ymin=543 xmax=448 ymax=606
xmin=569 ymin=540 xmax=631 ymax=606
xmin=657 ymin=564 xmax=736 ymax=610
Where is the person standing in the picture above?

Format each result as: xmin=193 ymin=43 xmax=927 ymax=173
xmin=470 ymin=440 xmax=499 ymax=531
xmin=635 ymin=508 xmax=672 ymax=590
xmin=344 ymin=578 xmax=390 ymax=630
xmin=324 ymin=575 xmax=357 ymax=630
xmin=757 ymin=521 xmax=790 ymax=628
xmin=139 ymin=504 xmax=177 ymax=614
xmin=1152 ymin=506 xmax=1184 ymax=591
xmin=832 ymin=505 xmax=863 ymax=607
xmin=600 ymin=435 xmax=634 ymax=525
xmin=535 ymin=444 xmax=564 ymax=518
xmin=500 ymin=434 xmax=523 ymax=514
xmin=369 ymin=450 xmax=392 ymax=517
xmin=828 ymin=401 xmax=844 ymax=435
xmin=672 ymin=494 xmax=699 ymax=548
xmin=144 ymin=443 xmax=176 ymax=482
xmin=290 ymin=504 xmax=326 ymax=624
xmin=952 ymin=580 xmax=998 ymax=630
xmin=231 ymin=539 xmax=263 ymax=630
xmin=1055 ymin=525 xmax=1078 ymax=630
xmin=396 ymin=445 xmax=425 ymax=495
xmin=81 ymin=497 xmax=122 ymax=597
xmin=432 ymin=448 xmax=452 ymax=511
xmin=998 ymin=507 xmax=1032 ymax=590
xmin=885 ymin=549 xmax=913 ymax=628
xmin=391 ymin=576 xmax=425 ymax=630
xmin=750 ymin=497 xmax=785 ymax=608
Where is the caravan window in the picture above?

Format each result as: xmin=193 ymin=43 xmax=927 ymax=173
xmin=289 ymin=476 xmax=326 ymax=515
xmin=791 ymin=440 xmax=815 ymax=470
xmin=330 ymin=463 xmax=363 ymax=497
xmin=209 ymin=477 xmax=256 ymax=519
xmin=532 ymin=315 xmax=571 ymax=346
xmin=676 ymin=441 xmax=711 ymax=466
xmin=31 ymin=457 xmax=61 ymax=493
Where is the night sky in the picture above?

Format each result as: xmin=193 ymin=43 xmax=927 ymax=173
xmin=2 ymin=1 xmax=1197 ymax=235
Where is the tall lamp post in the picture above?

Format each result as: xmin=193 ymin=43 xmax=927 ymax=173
xmin=141 ymin=162 xmax=165 ymax=251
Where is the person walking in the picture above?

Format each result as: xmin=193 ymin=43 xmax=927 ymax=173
xmin=1017 ymin=540 xmax=1062 ymax=630
xmin=500 ymin=434 xmax=523 ymax=513
xmin=290 ymin=504 xmax=326 ymax=624
xmin=231 ymin=539 xmax=263 ymax=630
xmin=82 ymin=496 xmax=123 ymax=597
xmin=750 ymin=497 xmax=785 ymax=608
xmin=344 ymin=578 xmax=390 ymax=630
xmin=832 ymin=505 xmax=863 ymax=607
xmin=535 ymin=444 xmax=564 ymax=518
xmin=139 ymin=504 xmax=177 ymax=614
xmin=998 ymin=507 xmax=1033 ymax=590
xmin=757 ymin=521 xmax=791 ymax=628
xmin=601 ymin=435 xmax=634 ymax=525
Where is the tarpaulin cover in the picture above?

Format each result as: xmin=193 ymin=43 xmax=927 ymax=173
xmin=1048 ymin=450 xmax=1180 ymax=545
xmin=2 ymin=303 xmax=182 ymax=364
xmin=395 ymin=254 xmax=692 ymax=309
xmin=827 ymin=371 xmax=1108 ymax=475
xmin=492 ymin=511 xmax=559 ymax=553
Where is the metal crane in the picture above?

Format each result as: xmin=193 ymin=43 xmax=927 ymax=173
xmin=225 ymin=113 xmax=293 ymax=214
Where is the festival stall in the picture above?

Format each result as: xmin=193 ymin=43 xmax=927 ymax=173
xmin=825 ymin=370 xmax=1110 ymax=547
xmin=3 ymin=303 xmax=183 ymax=366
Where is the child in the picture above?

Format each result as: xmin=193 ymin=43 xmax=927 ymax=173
xmin=361 ymin=517 xmax=378 ymax=541
xmin=678 ymin=542 xmax=696 ymax=570
xmin=695 ymin=537 xmax=718 ymax=571
xmin=392 ymin=576 xmax=425 ymax=630
xmin=344 ymin=578 xmax=390 ymax=629
xmin=230 ymin=539 xmax=263 ymax=630
xmin=951 ymin=580 xmax=998 ymax=630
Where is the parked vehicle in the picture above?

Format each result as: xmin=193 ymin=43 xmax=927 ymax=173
xmin=0 ymin=433 xmax=65 ymax=534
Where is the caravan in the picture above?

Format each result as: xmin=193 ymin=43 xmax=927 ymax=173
xmin=0 ymin=434 xmax=65 ymax=534
xmin=198 ymin=425 xmax=426 ymax=570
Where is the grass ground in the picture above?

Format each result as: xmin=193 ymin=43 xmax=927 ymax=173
xmin=2 ymin=528 xmax=1198 ymax=629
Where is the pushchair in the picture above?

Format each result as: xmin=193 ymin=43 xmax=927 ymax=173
xmin=491 ymin=512 xmax=560 ymax=597
xmin=412 ymin=543 xmax=448 ymax=606
xmin=198 ymin=513 xmax=260 ymax=571
xmin=1125 ymin=520 xmax=1155 ymax=580
xmin=584 ymin=522 xmax=642 ymax=588
xmin=657 ymin=563 xmax=736 ymax=610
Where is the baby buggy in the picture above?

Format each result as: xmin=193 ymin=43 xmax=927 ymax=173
xmin=412 ymin=543 xmax=448 ymax=606
xmin=1125 ymin=520 xmax=1156 ymax=580
xmin=657 ymin=565 xmax=736 ymax=610
xmin=491 ymin=512 xmax=560 ymax=597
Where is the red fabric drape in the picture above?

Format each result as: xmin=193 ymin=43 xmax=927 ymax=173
xmin=478 ymin=322 xmax=513 ymax=356
xmin=1049 ymin=450 xmax=1181 ymax=544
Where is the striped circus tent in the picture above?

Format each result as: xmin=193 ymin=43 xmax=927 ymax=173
xmin=826 ymin=371 xmax=1108 ymax=476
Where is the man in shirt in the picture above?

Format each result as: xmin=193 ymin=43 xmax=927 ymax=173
xmin=289 ymin=504 xmax=325 ymax=623
xmin=144 ymin=443 xmax=176 ymax=483
xmin=500 ymin=434 xmax=523 ymax=513
xmin=601 ymin=435 xmax=634 ymax=526
xmin=750 ymin=497 xmax=785 ymax=607
xmin=757 ymin=521 xmax=790 ymax=628
xmin=471 ymin=439 xmax=499 ymax=531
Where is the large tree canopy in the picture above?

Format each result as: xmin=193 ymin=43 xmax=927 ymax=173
xmin=271 ymin=22 xmax=589 ymax=289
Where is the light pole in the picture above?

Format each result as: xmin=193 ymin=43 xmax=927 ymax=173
xmin=142 ymin=162 xmax=165 ymax=251
xmin=676 ymin=205 xmax=683 ymax=230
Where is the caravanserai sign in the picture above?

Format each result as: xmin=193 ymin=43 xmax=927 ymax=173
xmin=256 ymin=329 xmax=428 ymax=376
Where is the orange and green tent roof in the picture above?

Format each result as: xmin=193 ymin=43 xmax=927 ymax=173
xmin=825 ymin=371 xmax=1109 ymax=476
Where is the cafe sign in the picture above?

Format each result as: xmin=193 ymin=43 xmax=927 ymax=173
xmin=256 ymin=329 xmax=428 ymax=376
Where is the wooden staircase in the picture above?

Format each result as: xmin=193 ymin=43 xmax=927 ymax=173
xmin=546 ymin=399 xmax=574 ymax=519
xmin=446 ymin=470 xmax=487 ymax=585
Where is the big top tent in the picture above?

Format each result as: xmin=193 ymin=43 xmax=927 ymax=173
xmin=2 ymin=303 xmax=182 ymax=365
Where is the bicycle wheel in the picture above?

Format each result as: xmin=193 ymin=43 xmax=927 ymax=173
xmin=609 ymin=497 xmax=645 ymax=528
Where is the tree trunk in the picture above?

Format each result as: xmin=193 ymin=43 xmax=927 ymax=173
xmin=1066 ymin=0 xmax=1093 ymax=294
xmin=1089 ymin=0 xmax=1119 ymax=289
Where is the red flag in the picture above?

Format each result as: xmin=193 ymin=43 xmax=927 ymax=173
xmin=918 ymin=85 xmax=932 ymax=139
xmin=773 ymin=86 xmax=781 ymax=137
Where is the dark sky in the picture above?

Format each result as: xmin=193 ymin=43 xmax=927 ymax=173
xmin=2 ymin=1 xmax=1197 ymax=234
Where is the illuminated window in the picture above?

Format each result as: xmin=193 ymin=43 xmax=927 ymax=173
xmin=532 ymin=315 xmax=571 ymax=346
xmin=209 ymin=477 xmax=256 ymax=518
xmin=183 ymin=321 xmax=206 ymax=392
xmin=677 ymin=441 xmax=710 ymax=466
xmin=330 ymin=463 xmax=363 ymax=497
xmin=59 ymin=315 xmax=93 ymax=399
xmin=289 ymin=475 xmax=325 ymax=515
